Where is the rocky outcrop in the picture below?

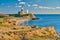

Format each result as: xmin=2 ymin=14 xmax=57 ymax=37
xmin=25 ymin=26 xmax=59 ymax=38
xmin=0 ymin=26 xmax=59 ymax=40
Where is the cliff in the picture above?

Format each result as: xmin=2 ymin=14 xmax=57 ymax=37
xmin=0 ymin=14 xmax=37 ymax=26
xmin=25 ymin=26 xmax=58 ymax=38
xmin=0 ymin=26 xmax=59 ymax=40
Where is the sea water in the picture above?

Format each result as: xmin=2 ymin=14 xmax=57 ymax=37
xmin=24 ymin=14 xmax=60 ymax=35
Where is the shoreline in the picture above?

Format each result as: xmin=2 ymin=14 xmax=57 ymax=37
xmin=0 ymin=14 xmax=60 ymax=40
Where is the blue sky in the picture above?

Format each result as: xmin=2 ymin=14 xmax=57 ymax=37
xmin=0 ymin=0 xmax=60 ymax=14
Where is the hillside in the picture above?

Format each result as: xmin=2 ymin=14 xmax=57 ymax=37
xmin=0 ymin=14 xmax=59 ymax=40
xmin=0 ymin=26 xmax=59 ymax=40
xmin=0 ymin=14 xmax=37 ymax=26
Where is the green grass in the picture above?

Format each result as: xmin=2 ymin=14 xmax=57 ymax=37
xmin=20 ymin=14 xmax=33 ymax=17
xmin=8 ymin=14 xmax=32 ymax=17
xmin=9 ymin=14 xmax=19 ymax=17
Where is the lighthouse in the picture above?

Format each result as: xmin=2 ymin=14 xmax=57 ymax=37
xmin=20 ymin=7 xmax=24 ymax=14
xmin=18 ymin=6 xmax=24 ymax=16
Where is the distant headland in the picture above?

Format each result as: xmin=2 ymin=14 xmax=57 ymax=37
xmin=0 ymin=7 xmax=37 ymax=26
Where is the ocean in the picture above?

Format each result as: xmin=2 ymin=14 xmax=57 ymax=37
xmin=23 ymin=14 xmax=60 ymax=35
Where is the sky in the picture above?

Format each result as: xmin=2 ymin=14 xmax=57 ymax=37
xmin=0 ymin=0 xmax=60 ymax=14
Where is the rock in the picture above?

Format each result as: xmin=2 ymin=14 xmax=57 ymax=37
xmin=0 ymin=26 xmax=59 ymax=40
xmin=25 ymin=26 xmax=59 ymax=38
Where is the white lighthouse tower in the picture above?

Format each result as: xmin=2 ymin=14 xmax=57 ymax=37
xmin=27 ymin=9 xmax=28 ymax=14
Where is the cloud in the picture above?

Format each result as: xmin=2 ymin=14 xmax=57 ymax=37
xmin=27 ymin=4 xmax=31 ymax=7
xmin=32 ymin=4 xmax=38 ymax=7
xmin=39 ymin=6 xmax=56 ymax=9
xmin=19 ymin=2 xmax=25 ymax=4
xmin=39 ymin=6 xmax=60 ymax=10
xmin=18 ymin=6 xmax=21 ymax=7
xmin=16 ymin=6 xmax=21 ymax=8
xmin=56 ymin=7 xmax=60 ymax=9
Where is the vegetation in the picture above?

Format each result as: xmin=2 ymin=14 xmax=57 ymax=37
xmin=8 ymin=14 xmax=34 ymax=17
xmin=28 ymin=35 xmax=57 ymax=40
xmin=0 ymin=25 xmax=59 ymax=40
xmin=9 ymin=14 xmax=19 ymax=17
xmin=0 ymin=14 xmax=59 ymax=40
xmin=0 ymin=29 xmax=59 ymax=40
